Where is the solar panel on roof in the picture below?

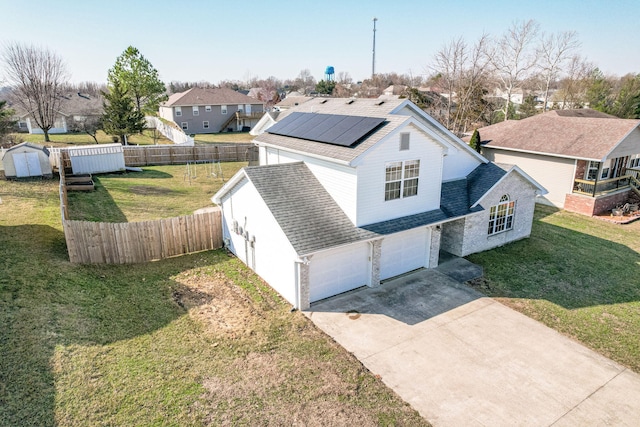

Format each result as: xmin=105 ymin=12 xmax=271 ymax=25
xmin=267 ymin=112 xmax=385 ymax=147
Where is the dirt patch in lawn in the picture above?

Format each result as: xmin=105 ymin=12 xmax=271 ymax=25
xmin=172 ymin=271 xmax=258 ymax=338
xmin=129 ymin=185 xmax=175 ymax=196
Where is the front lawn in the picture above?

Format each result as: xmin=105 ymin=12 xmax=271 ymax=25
xmin=66 ymin=163 xmax=245 ymax=222
xmin=0 ymin=179 xmax=428 ymax=426
xmin=467 ymin=205 xmax=640 ymax=372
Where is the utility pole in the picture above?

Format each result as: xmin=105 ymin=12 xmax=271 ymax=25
xmin=372 ymin=17 xmax=378 ymax=79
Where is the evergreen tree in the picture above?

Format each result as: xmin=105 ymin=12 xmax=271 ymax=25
xmin=315 ymin=80 xmax=336 ymax=95
xmin=517 ymin=94 xmax=538 ymax=119
xmin=0 ymin=100 xmax=16 ymax=143
xmin=108 ymin=46 xmax=167 ymax=114
xmin=469 ymin=129 xmax=482 ymax=153
xmin=101 ymin=80 xmax=145 ymax=145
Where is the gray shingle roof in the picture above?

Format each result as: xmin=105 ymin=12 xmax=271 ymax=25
xmin=479 ymin=110 xmax=640 ymax=160
xmin=163 ymin=87 xmax=263 ymax=107
xmin=467 ymin=162 xmax=509 ymax=205
xmin=241 ymin=162 xmax=480 ymax=255
xmin=244 ymin=162 xmax=376 ymax=255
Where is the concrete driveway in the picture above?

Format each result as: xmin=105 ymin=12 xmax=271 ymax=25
xmin=305 ymin=269 xmax=640 ymax=426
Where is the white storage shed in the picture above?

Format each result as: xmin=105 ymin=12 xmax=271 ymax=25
xmin=65 ymin=144 xmax=126 ymax=175
xmin=1 ymin=142 xmax=53 ymax=179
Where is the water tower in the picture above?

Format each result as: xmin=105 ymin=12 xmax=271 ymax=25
xmin=325 ymin=66 xmax=335 ymax=81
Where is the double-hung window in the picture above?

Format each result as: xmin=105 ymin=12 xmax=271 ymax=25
xmin=385 ymin=160 xmax=420 ymax=201
xmin=193 ymin=106 xmax=199 ymax=116
xmin=221 ymin=105 xmax=228 ymax=115
xmin=586 ymin=161 xmax=600 ymax=180
xmin=175 ymin=106 xmax=182 ymax=117
xmin=488 ymin=195 xmax=515 ymax=235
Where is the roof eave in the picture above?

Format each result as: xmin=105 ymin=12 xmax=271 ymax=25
xmin=470 ymin=165 xmax=548 ymax=208
xmin=484 ymin=144 xmax=600 ymax=162
xmin=253 ymin=140 xmax=352 ymax=166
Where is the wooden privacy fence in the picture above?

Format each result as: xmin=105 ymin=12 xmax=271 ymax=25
xmin=123 ymin=144 xmax=257 ymax=166
xmin=63 ymin=210 xmax=223 ymax=264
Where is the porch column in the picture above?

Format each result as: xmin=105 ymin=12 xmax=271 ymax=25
xmin=368 ymin=239 xmax=382 ymax=287
xmin=428 ymin=225 xmax=442 ymax=268
xmin=298 ymin=260 xmax=310 ymax=310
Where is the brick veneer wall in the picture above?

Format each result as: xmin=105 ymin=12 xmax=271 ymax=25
xmin=574 ymin=160 xmax=587 ymax=180
xmin=564 ymin=189 xmax=632 ymax=216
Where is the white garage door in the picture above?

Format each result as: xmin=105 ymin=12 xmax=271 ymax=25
xmin=309 ymin=243 xmax=370 ymax=302
xmin=380 ymin=228 xmax=430 ymax=280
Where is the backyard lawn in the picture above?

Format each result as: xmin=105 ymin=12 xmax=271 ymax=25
xmin=66 ymin=163 xmax=245 ymax=222
xmin=194 ymin=132 xmax=254 ymax=144
xmin=9 ymin=129 xmax=171 ymax=147
xmin=467 ymin=205 xmax=640 ymax=372
xmin=0 ymin=178 xmax=429 ymax=426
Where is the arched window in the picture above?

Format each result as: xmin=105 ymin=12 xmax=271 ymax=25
xmin=488 ymin=195 xmax=515 ymax=235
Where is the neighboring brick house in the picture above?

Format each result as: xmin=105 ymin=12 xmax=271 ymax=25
xmin=158 ymin=87 xmax=265 ymax=134
xmin=213 ymin=98 xmax=545 ymax=309
xmin=478 ymin=109 xmax=640 ymax=216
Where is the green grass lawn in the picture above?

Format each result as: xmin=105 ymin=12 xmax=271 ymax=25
xmin=10 ymin=130 xmax=172 ymax=147
xmin=194 ymin=132 xmax=254 ymax=144
xmin=66 ymin=163 xmax=245 ymax=222
xmin=0 ymin=179 xmax=428 ymax=426
xmin=467 ymin=205 xmax=640 ymax=372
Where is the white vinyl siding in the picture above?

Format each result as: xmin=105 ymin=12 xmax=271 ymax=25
xmin=357 ymin=124 xmax=444 ymax=226
xmin=220 ymin=178 xmax=299 ymax=305
xmin=309 ymin=243 xmax=369 ymax=302
xmin=607 ymin=127 xmax=640 ymax=159
xmin=265 ymin=148 xmax=358 ymax=223
xmin=484 ymin=148 xmax=574 ymax=208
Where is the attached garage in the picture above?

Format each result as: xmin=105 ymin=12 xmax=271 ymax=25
xmin=309 ymin=243 xmax=370 ymax=303
xmin=380 ymin=228 xmax=431 ymax=280
xmin=1 ymin=142 xmax=52 ymax=179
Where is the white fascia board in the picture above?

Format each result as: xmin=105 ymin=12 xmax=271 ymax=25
xmin=484 ymin=144 xmax=600 ymax=162
xmin=470 ymin=166 xmax=548 ymax=209
xmin=252 ymin=141 xmax=352 ymax=166
xmin=601 ymin=123 xmax=640 ymax=161
xmin=350 ymin=117 xmax=454 ymax=167
xmin=391 ymin=100 xmax=488 ymax=164
xmin=211 ymin=168 xmax=248 ymax=204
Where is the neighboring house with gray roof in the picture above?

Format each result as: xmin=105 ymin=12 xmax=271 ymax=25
xmin=159 ymin=87 xmax=264 ymax=134
xmin=213 ymin=98 xmax=545 ymax=309
xmin=478 ymin=109 xmax=640 ymax=215
xmin=12 ymin=92 xmax=103 ymax=135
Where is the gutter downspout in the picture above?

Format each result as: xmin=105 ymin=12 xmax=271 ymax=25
xmin=293 ymin=257 xmax=310 ymax=310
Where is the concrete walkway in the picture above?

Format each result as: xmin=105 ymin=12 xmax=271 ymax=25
xmin=305 ymin=269 xmax=640 ymax=426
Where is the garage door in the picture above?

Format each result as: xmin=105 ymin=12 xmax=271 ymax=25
xmin=309 ymin=243 xmax=370 ymax=302
xmin=380 ymin=228 xmax=430 ymax=280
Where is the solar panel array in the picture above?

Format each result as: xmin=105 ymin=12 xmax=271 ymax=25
xmin=267 ymin=112 xmax=386 ymax=147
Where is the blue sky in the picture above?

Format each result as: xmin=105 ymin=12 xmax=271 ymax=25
xmin=1 ymin=0 xmax=638 ymax=84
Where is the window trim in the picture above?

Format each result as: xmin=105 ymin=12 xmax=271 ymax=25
xmin=384 ymin=159 xmax=420 ymax=201
xmin=181 ymin=122 xmax=188 ymax=130
xmin=175 ymin=106 xmax=182 ymax=117
xmin=586 ymin=160 xmax=600 ymax=180
xmin=221 ymin=105 xmax=228 ymax=115
xmin=193 ymin=106 xmax=199 ymax=116
xmin=488 ymin=195 xmax=515 ymax=236
xmin=205 ymin=105 xmax=212 ymax=112
xmin=203 ymin=121 xmax=209 ymax=129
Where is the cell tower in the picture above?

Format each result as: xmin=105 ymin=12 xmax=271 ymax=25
xmin=372 ymin=17 xmax=378 ymax=78
xmin=325 ymin=66 xmax=335 ymax=81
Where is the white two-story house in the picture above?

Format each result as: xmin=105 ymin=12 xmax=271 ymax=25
xmin=213 ymin=98 xmax=545 ymax=309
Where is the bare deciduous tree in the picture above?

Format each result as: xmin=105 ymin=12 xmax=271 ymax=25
xmin=537 ymin=31 xmax=580 ymax=111
xmin=556 ymin=55 xmax=595 ymax=108
xmin=490 ymin=20 xmax=540 ymax=121
xmin=2 ymin=42 xmax=69 ymax=142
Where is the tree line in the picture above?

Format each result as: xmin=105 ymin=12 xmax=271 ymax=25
xmin=1 ymin=20 xmax=639 ymax=144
